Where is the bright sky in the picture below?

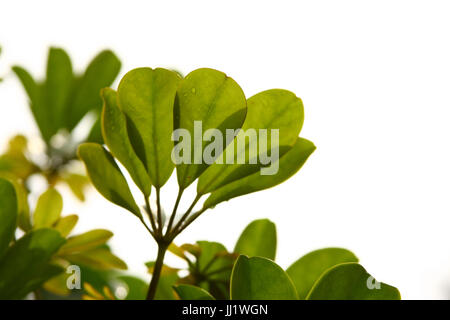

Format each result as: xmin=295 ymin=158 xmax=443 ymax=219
xmin=1 ymin=0 xmax=450 ymax=299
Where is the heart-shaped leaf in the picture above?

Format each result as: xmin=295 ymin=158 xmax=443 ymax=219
xmin=204 ymin=137 xmax=315 ymax=208
xmin=174 ymin=68 xmax=247 ymax=189
xmin=78 ymin=143 xmax=141 ymax=217
xmin=174 ymin=284 xmax=215 ymax=300
xmin=306 ymin=263 xmax=401 ymax=300
xmin=0 ymin=228 xmax=66 ymax=299
xmin=286 ymin=248 xmax=358 ymax=299
xmin=33 ymin=188 xmax=63 ymax=229
xmin=101 ymin=88 xmax=151 ymax=197
xmin=234 ymin=219 xmax=277 ymax=260
xmin=230 ymin=255 xmax=298 ymax=300
xmin=0 ymin=178 xmax=17 ymax=259
xmin=197 ymin=89 xmax=304 ymax=195
xmin=117 ymin=67 xmax=180 ymax=188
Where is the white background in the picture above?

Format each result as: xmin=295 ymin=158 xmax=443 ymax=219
xmin=1 ymin=0 xmax=450 ymax=299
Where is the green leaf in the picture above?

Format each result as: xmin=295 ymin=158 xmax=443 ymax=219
xmin=63 ymin=247 xmax=127 ymax=270
xmin=286 ymin=248 xmax=358 ymax=299
xmin=68 ymin=50 xmax=121 ymax=131
xmin=63 ymin=174 xmax=89 ymax=202
xmin=196 ymin=241 xmax=234 ymax=280
xmin=117 ymin=67 xmax=180 ymax=188
xmin=204 ymin=137 xmax=315 ymax=208
xmin=58 ymin=229 xmax=113 ymax=255
xmin=174 ymin=284 xmax=215 ymax=300
xmin=101 ymin=88 xmax=151 ymax=197
xmin=0 ymin=178 xmax=17 ymax=259
xmin=175 ymin=68 xmax=247 ymax=189
xmin=197 ymin=89 xmax=304 ymax=195
xmin=53 ymin=214 xmax=78 ymax=237
xmin=116 ymin=275 xmax=148 ymax=300
xmin=45 ymin=47 xmax=73 ymax=133
xmin=33 ymin=188 xmax=63 ymax=229
xmin=0 ymin=228 xmax=66 ymax=299
xmin=307 ymin=263 xmax=401 ymax=300
xmin=230 ymin=255 xmax=298 ymax=300
xmin=78 ymin=143 xmax=141 ymax=217
xmin=234 ymin=219 xmax=277 ymax=260
xmin=12 ymin=66 xmax=53 ymax=142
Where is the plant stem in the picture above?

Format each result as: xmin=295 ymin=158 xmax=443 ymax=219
xmin=155 ymin=188 xmax=163 ymax=236
xmin=175 ymin=207 xmax=208 ymax=236
xmin=146 ymin=244 xmax=168 ymax=300
xmin=165 ymin=188 xmax=184 ymax=236
xmin=145 ymin=197 xmax=158 ymax=234
xmin=170 ymin=194 xmax=201 ymax=238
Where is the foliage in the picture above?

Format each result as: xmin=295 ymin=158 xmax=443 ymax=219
xmin=151 ymin=219 xmax=400 ymax=300
xmin=78 ymin=67 xmax=315 ymax=299
xmin=3 ymin=48 xmax=121 ymax=200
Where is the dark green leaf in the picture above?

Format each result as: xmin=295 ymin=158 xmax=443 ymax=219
xmin=0 ymin=229 xmax=66 ymax=299
xmin=307 ymin=263 xmax=401 ymax=300
xmin=45 ymin=47 xmax=73 ymax=133
xmin=101 ymin=88 xmax=151 ymax=197
xmin=175 ymin=68 xmax=247 ymax=189
xmin=117 ymin=67 xmax=180 ymax=188
xmin=0 ymin=178 xmax=17 ymax=259
xmin=234 ymin=219 xmax=276 ymax=260
xmin=68 ymin=50 xmax=121 ymax=130
xmin=286 ymin=248 xmax=358 ymax=299
xmin=12 ymin=66 xmax=52 ymax=141
xmin=78 ymin=143 xmax=141 ymax=217
xmin=230 ymin=255 xmax=298 ymax=300
xmin=174 ymin=284 xmax=215 ymax=300
xmin=204 ymin=137 xmax=315 ymax=208
xmin=117 ymin=275 xmax=147 ymax=300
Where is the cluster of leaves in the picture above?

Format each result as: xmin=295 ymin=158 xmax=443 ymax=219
xmin=2 ymin=47 xmax=121 ymax=198
xmin=0 ymin=178 xmax=129 ymax=299
xmin=77 ymin=67 xmax=317 ymax=299
xmin=169 ymin=219 xmax=401 ymax=300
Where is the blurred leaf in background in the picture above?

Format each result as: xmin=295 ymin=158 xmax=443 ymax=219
xmin=1 ymin=47 xmax=121 ymax=201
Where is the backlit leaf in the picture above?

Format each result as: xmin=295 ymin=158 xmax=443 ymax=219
xmin=175 ymin=68 xmax=247 ymax=189
xmin=230 ymin=255 xmax=298 ymax=300
xmin=234 ymin=219 xmax=277 ymax=260
xmin=204 ymin=137 xmax=315 ymax=208
xmin=117 ymin=67 xmax=180 ymax=187
xmin=78 ymin=143 xmax=141 ymax=217
xmin=286 ymin=248 xmax=358 ymax=299
xmin=102 ymin=88 xmax=151 ymax=196
xmin=307 ymin=263 xmax=401 ymax=300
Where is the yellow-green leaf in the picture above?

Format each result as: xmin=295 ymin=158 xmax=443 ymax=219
xmin=101 ymin=88 xmax=151 ymax=197
xmin=286 ymin=248 xmax=359 ymax=299
xmin=117 ymin=67 xmax=180 ymax=188
xmin=33 ymin=188 xmax=63 ymax=229
xmin=58 ymin=229 xmax=113 ymax=255
xmin=78 ymin=143 xmax=141 ymax=217
xmin=53 ymin=214 xmax=79 ymax=238
xmin=175 ymin=68 xmax=247 ymax=189
xmin=307 ymin=263 xmax=401 ymax=300
xmin=204 ymin=137 xmax=315 ymax=208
